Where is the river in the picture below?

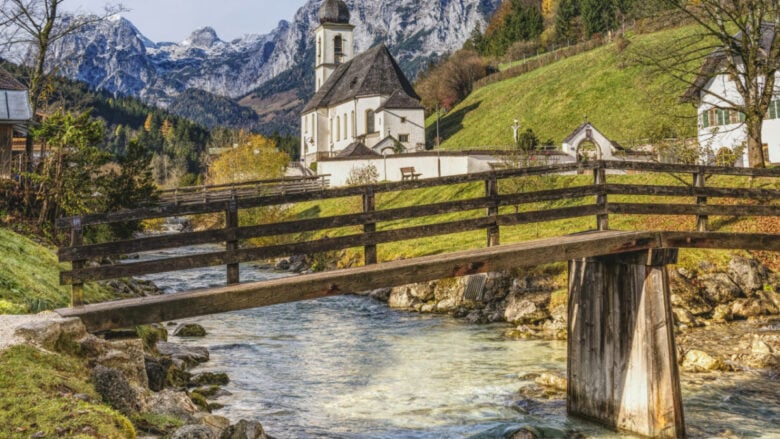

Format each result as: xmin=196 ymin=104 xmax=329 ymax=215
xmin=138 ymin=245 xmax=780 ymax=438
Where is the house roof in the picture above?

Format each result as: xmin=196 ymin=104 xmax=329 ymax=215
xmin=683 ymin=22 xmax=778 ymax=103
xmin=377 ymin=90 xmax=423 ymax=111
xmin=336 ymin=141 xmax=380 ymax=157
xmin=0 ymin=66 xmax=26 ymax=91
xmin=302 ymin=44 xmax=421 ymax=114
xmin=0 ymin=90 xmax=32 ymax=122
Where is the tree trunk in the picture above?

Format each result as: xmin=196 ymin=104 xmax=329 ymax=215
xmin=746 ymin=116 xmax=766 ymax=168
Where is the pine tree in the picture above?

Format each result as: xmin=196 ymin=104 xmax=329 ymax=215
xmin=581 ymin=0 xmax=616 ymax=37
xmin=554 ymin=0 xmax=580 ymax=43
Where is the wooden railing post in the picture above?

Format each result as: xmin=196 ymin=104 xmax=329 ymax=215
xmin=363 ymin=186 xmax=377 ymax=265
xmin=225 ymin=197 xmax=239 ymax=285
xmin=486 ymin=174 xmax=500 ymax=247
xmin=694 ymin=168 xmax=708 ymax=232
xmin=70 ymin=217 xmax=85 ymax=307
xmin=594 ymin=163 xmax=608 ymax=231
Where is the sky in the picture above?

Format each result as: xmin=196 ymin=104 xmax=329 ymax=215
xmin=64 ymin=0 xmax=305 ymax=43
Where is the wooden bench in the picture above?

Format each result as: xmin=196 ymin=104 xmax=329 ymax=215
xmin=400 ymin=167 xmax=421 ymax=181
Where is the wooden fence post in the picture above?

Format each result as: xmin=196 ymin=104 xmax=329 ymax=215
xmin=70 ymin=217 xmax=85 ymax=307
xmin=594 ymin=164 xmax=609 ymax=231
xmin=363 ymin=186 xmax=377 ymax=265
xmin=225 ymin=197 xmax=239 ymax=285
xmin=486 ymin=174 xmax=500 ymax=247
xmin=694 ymin=168 xmax=708 ymax=232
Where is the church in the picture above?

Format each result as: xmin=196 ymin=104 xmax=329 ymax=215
xmin=300 ymin=0 xmax=426 ymax=167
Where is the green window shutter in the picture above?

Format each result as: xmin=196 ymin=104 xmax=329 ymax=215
xmin=770 ymin=101 xmax=777 ymax=119
xmin=717 ymin=109 xmax=725 ymax=125
xmin=740 ymin=112 xmax=746 ymax=123
xmin=702 ymin=111 xmax=709 ymax=128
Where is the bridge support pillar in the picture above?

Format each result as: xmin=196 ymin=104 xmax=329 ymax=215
xmin=567 ymin=249 xmax=684 ymax=438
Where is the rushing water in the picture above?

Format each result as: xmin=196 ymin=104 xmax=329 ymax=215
xmin=139 ymin=244 xmax=780 ymax=438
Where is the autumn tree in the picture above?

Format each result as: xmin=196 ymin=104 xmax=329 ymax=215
xmin=415 ymin=50 xmax=491 ymax=111
xmin=645 ymin=0 xmax=780 ymax=167
xmin=0 ymin=0 xmax=124 ymax=172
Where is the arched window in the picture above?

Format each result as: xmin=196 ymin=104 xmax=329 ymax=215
xmin=334 ymin=35 xmax=343 ymax=63
xmin=351 ymin=111 xmax=356 ymax=137
xmin=366 ymin=110 xmax=375 ymax=134
xmin=336 ymin=115 xmax=341 ymax=141
xmin=343 ymin=113 xmax=348 ymax=140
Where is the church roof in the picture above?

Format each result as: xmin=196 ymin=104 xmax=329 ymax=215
xmin=377 ymin=90 xmax=423 ymax=111
xmin=336 ymin=141 xmax=380 ymax=157
xmin=0 ymin=66 xmax=27 ymax=91
xmin=302 ymin=44 xmax=421 ymax=114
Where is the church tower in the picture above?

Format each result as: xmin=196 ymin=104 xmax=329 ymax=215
xmin=315 ymin=0 xmax=354 ymax=92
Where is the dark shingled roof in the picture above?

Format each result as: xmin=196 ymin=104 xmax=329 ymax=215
xmin=336 ymin=141 xmax=380 ymax=157
xmin=0 ymin=66 xmax=26 ymax=91
xmin=377 ymin=90 xmax=423 ymax=111
xmin=683 ymin=22 xmax=777 ymax=103
xmin=318 ymin=0 xmax=350 ymax=25
xmin=302 ymin=44 xmax=421 ymax=114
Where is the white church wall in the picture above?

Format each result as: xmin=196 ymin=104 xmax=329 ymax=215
xmin=318 ymin=154 xmax=471 ymax=187
xmin=378 ymin=108 xmax=426 ymax=151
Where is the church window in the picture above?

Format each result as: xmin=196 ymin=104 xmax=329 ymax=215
xmin=344 ymin=113 xmax=348 ymax=140
xmin=317 ymin=37 xmax=321 ymax=60
xmin=334 ymin=35 xmax=343 ymax=63
xmin=351 ymin=111 xmax=356 ymax=137
xmin=329 ymin=118 xmax=333 ymax=142
xmin=366 ymin=110 xmax=375 ymax=133
xmin=336 ymin=116 xmax=341 ymax=141
xmin=399 ymin=134 xmax=409 ymax=143
xmin=401 ymin=117 xmax=407 ymax=124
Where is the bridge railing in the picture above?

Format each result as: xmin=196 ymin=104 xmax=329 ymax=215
xmin=157 ymin=174 xmax=331 ymax=206
xmin=55 ymin=161 xmax=780 ymax=306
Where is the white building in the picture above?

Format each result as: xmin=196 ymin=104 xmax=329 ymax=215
xmin=686 ymin=25 xmax=780 ymax=166
xmin=300 ymin=0 xmax=426 ymax=167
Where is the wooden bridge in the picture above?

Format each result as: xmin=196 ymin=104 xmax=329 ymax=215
xmin=54 ymin=160 xmax=780 ymax=438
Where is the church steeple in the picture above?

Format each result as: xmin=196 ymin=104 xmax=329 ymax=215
xmin=314 ymin=0 xmax=354 ymax=92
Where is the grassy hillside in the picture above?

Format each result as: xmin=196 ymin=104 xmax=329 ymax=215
xmin=429 ymin=26 xmax=702 ymax=149
xmin=0 ymin=228 xmax=116 ymax=314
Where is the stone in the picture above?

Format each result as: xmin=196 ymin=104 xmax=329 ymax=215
xmin=731 ymin=298 xmax=768 ymax=319
xmin=14 ymin=317 xmax=86 ymax=351
xmin=534 ymin=373 xmax=567 ymax=391
xmin=95 ymin=338 xmax=149 ymax=389
xmin=220 ymin=420 xmax=267 ymax=439
xmin=673 ymin=307 xmax=697 ymax=326
xmin=367 ymin=288 xmax=391 ymax=302
xmin=174 ymin=324 xmax=208 ymax=337
xmin=681 ymin=350 xmax=727 ymax=372
xmin=728 ymin=257 xmax=769 ymax=295
xmin=509 ymin=429 xmax=539 ymax=439
xmin=464 ymin=310 xmax=488 ymax=324
xmin=504 ymin=293 xmax=549 ymax=324
xmin=699 ymin=273 xmax=744 ymax=303
xmin=711 ymin=304 xmax=733 ymax=323
xmin=147 ymin=389 xmax=199 ymax=423
xmin=146 ymin=357 xmax=168 ymax=392
xmin=172 ymin=425 xmax=214 ymax=439
xmin=274 ymin=259 xmax=290 ymax=270
xmin=387 ymin=288 xmax=417 ymax=309
xmin=196 ymin=414 xmax=231 ymax=436
xmin=157 ymin=342 xmax=209 ymax=368
xmin=434 ymin=297 xmax=459 ymax=312
xmin=92 ymin=365 xmax=141 ymax=415
xmin=190 ymin=372 xmax=230 ymax=387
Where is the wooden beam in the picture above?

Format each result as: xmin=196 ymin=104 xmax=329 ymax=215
xmin=56 ymin=231 xmax=660 ymax=331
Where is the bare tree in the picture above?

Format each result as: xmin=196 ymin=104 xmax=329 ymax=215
xmin=643 ymin=0 xmax=780 ymax=168
xmin=0 ymin=0 xmax=124 ymax=172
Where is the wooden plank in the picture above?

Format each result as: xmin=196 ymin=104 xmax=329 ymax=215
xmin=497 ymin=204 xmax=604 ymax=227
xmin=56 ymin=231 xmax=660 ymax=331
xmin=660 ymin=232 xmax=780 ymax=252
xmin=604 ymin=184 xmax=780 ymax=199
xmin=608 ymin=203 xmax=780 ymax=217
xmin=602 ymin=160 xmax=780 ymax=177
xmin=363 ymin=187 xmax=377 ymax=265
xmin=59 ymin=186 xmax=601 ymax=262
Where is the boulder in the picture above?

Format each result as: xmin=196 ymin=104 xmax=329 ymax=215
xmin=147 ymin=389 xmax=199 ymax=423
xmin=196 ymin=414 xmax=231 ymax=437
xmin=711 ymin=304 xmax=733 ymax=323
xmin=534 ymin=373 xmax=567 ymax=391
xmin=387 ymin=288 xmax=417 ymax=309
xmin=728 ymin=257 xmax=769 ymax=295
xmin=92 ymin=365 xmax=141 ymax=415
xmin=157 ymin=341 xmax=210 ymax=368
xmin=174 ymin=324 xmax=208 ymax=338
xmin=699 ymin=273 xmax=743 ymax=303
xmin=731 ymin=298 xmax=771 ymax=319
xmin=146 ymin=357 xmax=168 ymax=392
xmin=172 ymin=425 xmax=215 ymax=439
xmin=220 ymin=420 xmax=267 ymax=439
xmin=367 ymin=288 xmax=391 ymax=302
xmin=14 ymin=316 xmax=86 ymax=351
xmin=190 ymin=372 xmax=230 ymax=387
xmin=94 ymin=338 xmax=149 ymax=389
xmin=681 ymin=349 xmax=727 ymax=372
xmin=504 ymin=293 xmax=549 ymax=325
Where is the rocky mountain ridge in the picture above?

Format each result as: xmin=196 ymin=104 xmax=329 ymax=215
xmin=14 ymin=0 xmax=500 ymax=133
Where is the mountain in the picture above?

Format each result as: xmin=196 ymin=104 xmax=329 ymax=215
xmin=16 ymin=0 xmax=500 ymax=134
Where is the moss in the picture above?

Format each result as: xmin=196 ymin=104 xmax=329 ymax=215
xmin=131 ymin=412 xmax=183 ymax=436
xmin=0 ymin=345 xmax=135 ymax=438
xmin=188 ymin=391 xmax=210 ymax=412
xmin=136 ymin=325 xmax=168 ymax=353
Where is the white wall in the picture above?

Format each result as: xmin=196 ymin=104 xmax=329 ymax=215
xmin=377 ymin=108 xmax=426 ymax=151
xmin=697 ymin=72 xmax=780 ymax=166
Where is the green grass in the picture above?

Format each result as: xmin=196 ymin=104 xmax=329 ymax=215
xmin=429 ymin=26 xmax=704 ymax=149
xmin=0 ymin=345 xmax=135 ymax=438
xmin=0 ymin=228 xmax=116 ymax=314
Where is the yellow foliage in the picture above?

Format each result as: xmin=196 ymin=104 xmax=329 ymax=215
xmin=542 ymin=0 xmax=558 ymax=18
xmin=208 ymin=133 xmax=289 ymax=184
